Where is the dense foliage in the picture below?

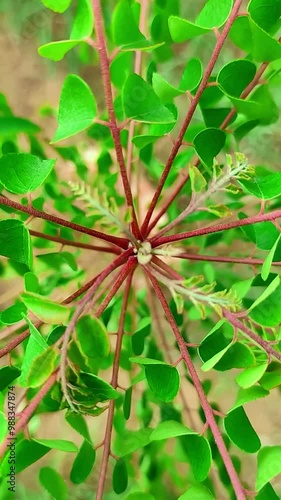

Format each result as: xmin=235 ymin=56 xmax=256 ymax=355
xmin=1 ymin=0 xmax=281 ymax=498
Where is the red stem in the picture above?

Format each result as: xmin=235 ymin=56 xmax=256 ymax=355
xmin=96 ymin=271 xmax=134 ymax=500
xmin=146 ymin=60 xmax=269 ymax=237
xmin=145 ymin=267 xmax=246 ymax=500
xmin=223 ymin=310 xmax=281 ymax=362
xmin=152 ymin=209 xmax=281 ymax=247
xmin=0 ymin=196 xmax=128 ymax=249
xmin=140 ymin=0 xmax=244 ymax=235
xmin=0 ymin=369 xmax=58 ymax=459
xmin=175 ymin=252 xmax=281 ymax=267
xmin=91 ymin=0 xmax=141 ymax=240
xmin=29 ymin=229 xmax=121 ymax=254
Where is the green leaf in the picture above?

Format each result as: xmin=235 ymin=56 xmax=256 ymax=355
xmin=38 ymin=40 xmax=82 ymax=62
xmin=250 ymin=281 xmax=281 ymax=326
xmin=214 ymin=343 xmax=256 ymax=371
xmin=178 ymin=485 xmax=214 ymax=499
xmin=123 ymin=386 xmax=132 ymax=420
xmin=65 ymin=412 xmax=92 ymax=443
xmin=256 ymin=446 xmax=281 ymax=491
xmin=180 ymin=434 xmax=212 ymax=481
xmin=112 ymin=0 xmax=145 ymax=48
xmin=51 ymin=75 xmax=97 ymax=142
xmin=236 ymin=363 xmax=268 ymax=389
xmin=248 ymin=274 xmax=280 ymax=312
xmin=14 ymin=440 xmax=50 ymax=474
xmin=152 ymin=73 xmax=184 ymax=102
xmin=26 ymin=347 xmax=58 ymax=388
xmin=179 ymin=58 xmax=203 ymax=91
xmin=248 ymin=0 xmax=281 ymax=32
xmin=193 ymin=128 xmax=226 ymax=171
xmin=0 ymin=153 xmax=55 ymax=194
xmin=22 ymin=315 xmax=49 ymax=349
xmin=21 ymin=292 xmax=70 ymax=324
xmin=131 ymin=317 xmax=151 ymax=356
xmin=70 ymin=0 xmax=93 ymax=39
xmin=0 ymin=366 xmax=21 ymax=391
xmin=0 ymin=116 xmax=40 ymax=136
xmin=150 ymin=421 xmax=196 ymax=441
xmin=224 ymin=406 xmax=261 ymax=453
xmin=24 ymin=272 xmax=39 ymax=293
xmin=0 ymin=219 xmax=32 ymax=268
xmin=34 ymin=438 xmax=78 ymax=452
xmin=79 ymin=372 xmax=120 ymax=402
xmin=130 ymin=357 xmax=180 ymax=402
xmin=168 ymin=0 xmax=233 ymax=42
xmin=189 ymin=165 xmax=207 ymax=193
xmin=256 ymin=483 xmax=279 ymax=500
xmin=70 ymin=440 xmax=96 ymax=484
xmin=233 ymin=386 xmax=269 ymax=410
xmin=217 ymin=60 xmax=257 ymax=98
xmin=0 ymin=301 xmax=27 ymax=325
xmin=239 ymin=172 xmax=281 ymax=200
xmin=113 ymin=428 xmax=152 ymax=457
xmin=113 ymin=458 xmax=128 ymax=494
xmin=41 ymin=0 xmax=71 ymax=12
xmin=76 ymin=315 xmax=110 ymax=359
xmin=123 ymin=74 xmax=176 ymax=124
xmin=261 ymin=234 xmax=281 ymax=280
xmin=39 ymin=467 xmax=68 ymax=500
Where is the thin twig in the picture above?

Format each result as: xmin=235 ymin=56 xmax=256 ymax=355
xmin=96 ymin=270 xmax=134 ymax=500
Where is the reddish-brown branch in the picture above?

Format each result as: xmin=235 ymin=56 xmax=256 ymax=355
xmin=0 ymin=369 xmax=58 ymax=459
xmin=224 ymin=310 xmax=281 ymax=362
xmin=175 ymin=252 xmax=281 ymax=267
xmin=152 ymin=209 xmax=281 ymax=247
xmin=145 ymin=267 xmax=246 ymax=500
xmin=29 ymin=229 xmax=121 ymax=254
xmin=91 ymin=0 xmax=141 ymax=240
xmin=0 ymin=196 xmax=128 ymax=249
xmin=146 ymin=61 xmax=269 ymax=237
xmin=140 ymin=0 xmax=244 ymax=235
xmin=96 ymin=271 xmax=134 ymax=500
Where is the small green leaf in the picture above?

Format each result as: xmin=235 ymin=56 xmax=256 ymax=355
xmin=39 ymin=467 xmax=68 ymax=500
xmin=123 ymin=386 xmax=132 ymax=420
xmin=248 ymin=274 xmax=280 ymax=312
xmin=79 ymin=372 xmax=120 ymax=402
xmin=70 ymin=0 xmax=93 ymax=39
xmin=21 ymin=292 xmax=70 ymax=324
xmin=189 ymin=165 xmax=207 ymax=193
xmin=76 ymin=315 xmax=110 ymax=359
xmin=0 ymin=412 xmax=7 ymax=443
xmin=179 ymin=58 xmax=203 ymax=91
xmin=236 ymin=363 xmax=268 ymax=389
xmin=38 ymin=40 xmax=82 ymax=62
xmin=180 ymin=434 xmax=212 ymax=481
xmin=178 ymin=485 xmax=214 ymax=499
xmin=112 ymin=0 xmax=145 ymax=47
xmin=239 ymin=172 xmax=281 ymax=200
xmin=51 ymin=75 xmax=97 ymax=142
xmin=70 ymin=440 xmax=96 ymax=484
xmin=130 ymin=357 xmax=180 ymax=402
xmin=250 ymin=281 xmax=281 ymax=326
xmin=26 ymin=347 xmax=58 ymax=388
xmin=224 ymin=406 xmax=261 ymax=453
xmin=261 ymin=234 xmax=281 ymax=280
xmin=233 ymin=386 xmax=269 ymax=410
xmin=24 ymin=272 xmax=39 ymax=293
xmin=150 ymin=420 xmax=196 ymax=441
xmin=152 ymin=73 xmax=184 ymax=102
xmin=201 ymin=344 xmax=232 ymax=372
xmin=0 ymin=116 xmax=40 ymax=136
xmin=193 ymin=128 xmax=226 ymax=171
xmin=256 ymin=483 xmax=279 ymax=500
xmin=113 ymin=458 xmax=128 ymax=494
xmin=41 ymin=0 xmax=71 ymax=13
xmin=0 ymin=366 xmax=21 ymax=391
xmin=34 ymin=439 xmax=78 ymax=452
xmin=123 ymin=74 xmax=176 ymax=124
xmin=0 ymin=153 xmax=55 ymax=194
xmin=65 ymin=412 xmax=92 ymax=443
xmin=0 ymin=301 xmax=27 ymax=325
xmin=256 ymin=446 xmax=281 ymax=491
xmin=0 ymin=219 xmax=32 ymax=268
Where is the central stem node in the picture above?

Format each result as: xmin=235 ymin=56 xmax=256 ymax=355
xmin=135 ymin=241 xmax=152 ymax=265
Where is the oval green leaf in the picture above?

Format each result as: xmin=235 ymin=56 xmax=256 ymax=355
xmin=0 ymin=153 xmax=55 ymax=194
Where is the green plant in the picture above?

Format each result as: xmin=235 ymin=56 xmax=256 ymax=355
xmin=1 ymin=0 xmax=281 ymax=498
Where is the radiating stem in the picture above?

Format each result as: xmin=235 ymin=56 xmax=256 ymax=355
xmin=96 ymin=271 xmax=134 ymax=500
xmin=145 ymin=267 xmax=246 ymax=500
xmin=141 ymin=0 xmax=244 ymax=235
